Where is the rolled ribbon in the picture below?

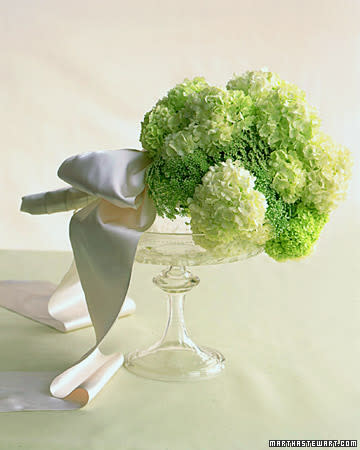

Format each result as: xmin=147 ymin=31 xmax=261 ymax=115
xmin=19 ymin=148 xmax=156 ymax=406
xmin=20 ymin=187 xmax=96 ymax=215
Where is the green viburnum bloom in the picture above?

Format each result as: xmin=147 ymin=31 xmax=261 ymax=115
xmin=188 ymin=159 xmax=270 ymax=248
xmin=269 ymin=149 xmax=306 ymax=204
xmin=266 ymin=133 xmax=353 ymax=212
xmin=142 ymin=77 xmax=255 ymax=218
xmin=227 ymin=69 xmax=321 ymax=152
xmin=140 ymin=77 xmax=210 ymax=159
xmin=301 ymin=133 xmax=353 ymax=213
xmin=141 ymin=70 xmax=352 ymax=262
xmin=141 ymin=79 xmax=254 ymax=160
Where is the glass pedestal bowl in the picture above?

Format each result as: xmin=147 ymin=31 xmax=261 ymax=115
xmin=124 ymin=232 xmax=263 ymax=382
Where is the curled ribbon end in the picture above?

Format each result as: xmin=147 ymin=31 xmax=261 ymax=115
xmin=64 ymin=388 xmax=89 ymax=407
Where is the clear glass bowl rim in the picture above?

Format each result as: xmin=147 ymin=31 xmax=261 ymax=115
xmin=144 ymin=231 xmax=204 ymax=237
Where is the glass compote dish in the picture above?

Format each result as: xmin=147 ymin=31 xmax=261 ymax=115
xmin=124 ymin=230 xmax=263 ymax=382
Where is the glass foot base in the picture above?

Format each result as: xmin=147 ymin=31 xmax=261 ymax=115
xmin=126 ymin=266 xmax=225 ymax=382
xmin=124 ymin=345 xmax=225 ymax=382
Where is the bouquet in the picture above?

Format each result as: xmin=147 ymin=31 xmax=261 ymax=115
xmin=15 ymin=69 xmax=353 ymax=402
xmin=141 ymin=69 xmax=352 ymax=261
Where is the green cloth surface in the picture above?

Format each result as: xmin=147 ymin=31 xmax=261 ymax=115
xmin=0 ymin=238 xmax=359 ymax=449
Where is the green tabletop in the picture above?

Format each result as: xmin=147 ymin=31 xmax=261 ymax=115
xmin=0 ymin=240 xmax=359 ymax=449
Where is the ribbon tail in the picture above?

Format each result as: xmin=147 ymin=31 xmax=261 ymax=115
xmin=50 ymin=194 xmax=156 ymax=404
xmin=0 ymin=260 xmax=136 ymax=333
xmin=50 ymin=348 xmax=124 ymax=406
xmin=48 ymin=260 xmax=136 ymax=332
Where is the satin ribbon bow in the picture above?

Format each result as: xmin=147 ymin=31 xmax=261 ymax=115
xmin=21 ymin=149 xmax=156 ymax=405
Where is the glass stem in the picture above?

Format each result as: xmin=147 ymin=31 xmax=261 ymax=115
xmin=162 ymin=293 xmax=188 ymax=346
xmin=153 ymin=266 xmax=200 ymax=348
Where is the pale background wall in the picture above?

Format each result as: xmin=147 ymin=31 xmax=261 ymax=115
xmin=0 ymin=0 xmax=359 ymax=251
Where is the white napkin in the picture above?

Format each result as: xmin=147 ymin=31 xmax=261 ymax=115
xmin=0 ymin=149 xmax=156 ymax=410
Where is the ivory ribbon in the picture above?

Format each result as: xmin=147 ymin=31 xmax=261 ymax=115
xmin=1 ymin=149 xmax=156 ymax=409
xmin=0 ymin=261 xmax=136 ymax=332
xmin=20 ymin=186 xmax=96 ymax=215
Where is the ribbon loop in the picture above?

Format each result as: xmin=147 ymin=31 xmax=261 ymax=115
xmin=58 ymin=149 xmax=152 ymax=209
xmin=18 ymin=148 xmax=156 ymax=407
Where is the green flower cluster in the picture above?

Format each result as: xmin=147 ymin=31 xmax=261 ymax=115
xmin=141 ymin=78 xmax=253 ymax=161
xmin=140 ymin=70 xmax=352 ymax=261
xmin=227 ymin=70 xmax=321 ymax=152
xmin=188 ymin=159 xmax=270 ymax=248
xmin=265 ymin=204 xmax=329 ymax=261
